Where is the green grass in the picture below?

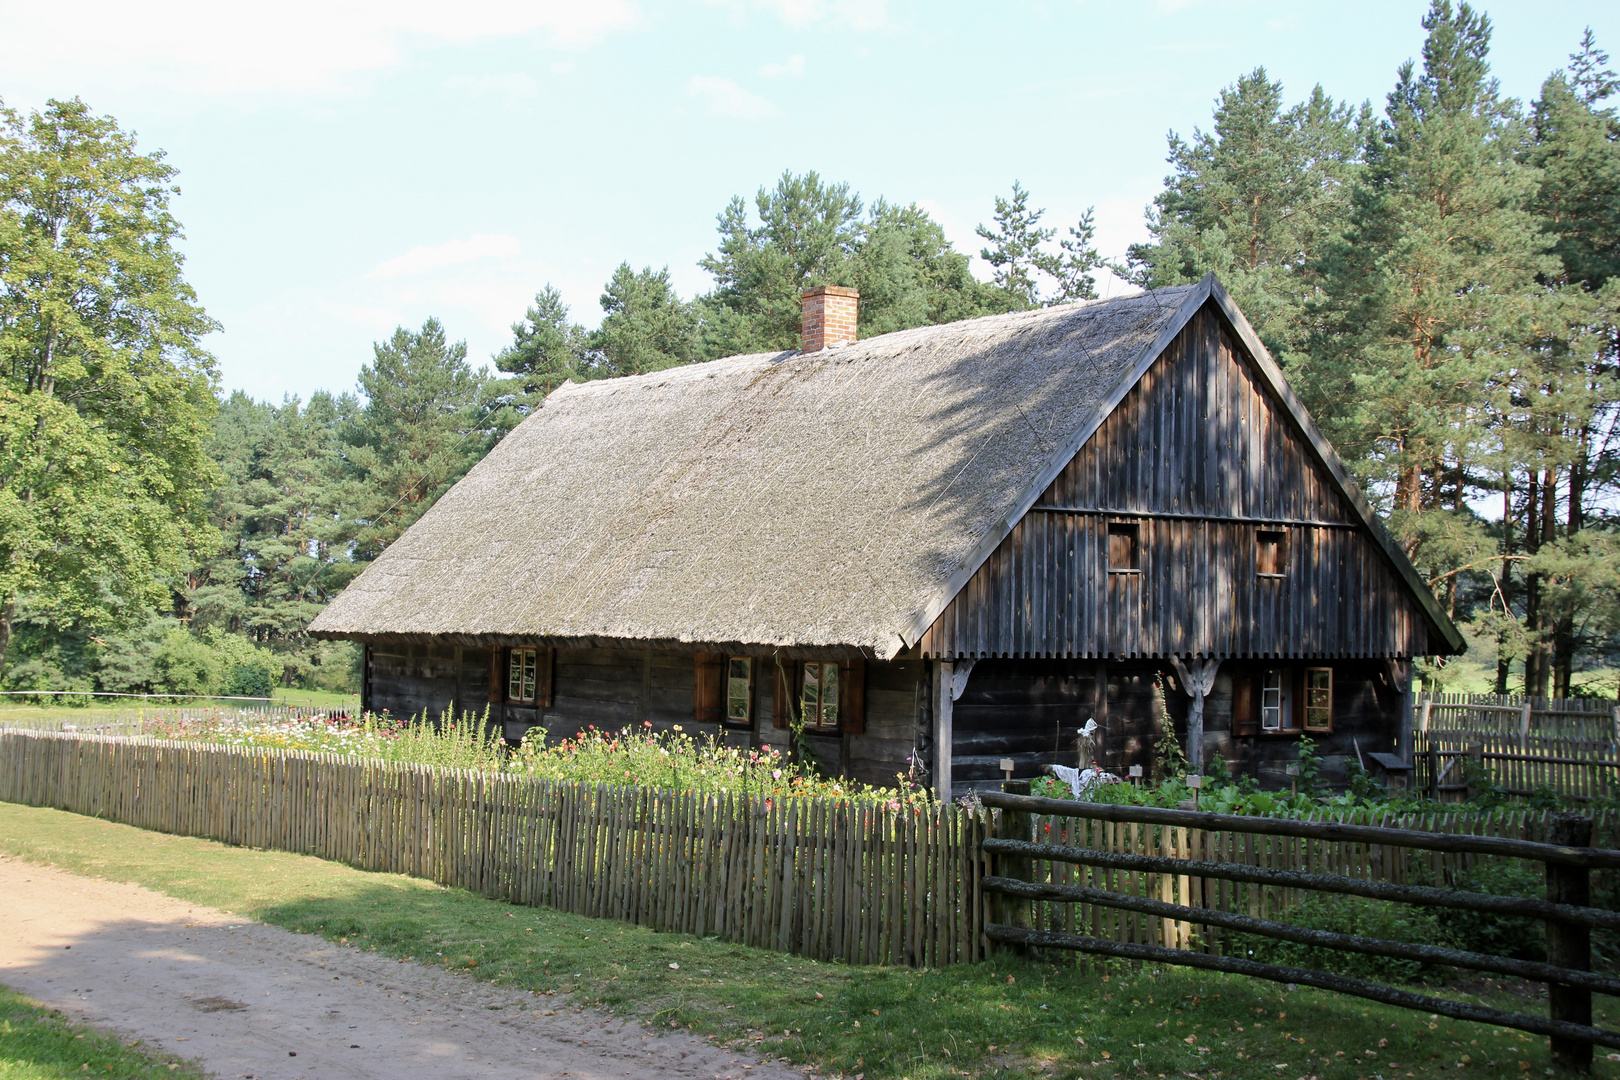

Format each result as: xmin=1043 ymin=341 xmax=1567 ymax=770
xmin=0 ymin=986 xmax=208 ymax=1079
xmin=271 ymin=687 xmax=360 ymax=709
xmin=1 ymin=802 xmax=1616 ymax=1080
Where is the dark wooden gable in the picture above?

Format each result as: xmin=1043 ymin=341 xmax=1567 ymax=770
xmin=919 ymin=302 xmax=1434 ymax=661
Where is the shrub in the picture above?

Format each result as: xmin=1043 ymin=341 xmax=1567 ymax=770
xmin=1438 ymin=860 xmax=1546 ymax=962
xmin=1229 ymin=894 xmax=1443 ymax=982
xmin=153 ymin=629 xmax=219 ymax=697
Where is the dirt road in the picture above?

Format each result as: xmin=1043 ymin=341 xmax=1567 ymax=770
xmin=0 ymin=855 xmax=803 ymax=1080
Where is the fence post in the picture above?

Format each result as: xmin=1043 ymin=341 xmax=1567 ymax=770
xmin=991 ymin=779 xmax=1032 ymax=954
xmin=1427 ymin=745 xmax=1440 ymax=802
xmin=1546 ymin=813 xmax=1593 ymax=1074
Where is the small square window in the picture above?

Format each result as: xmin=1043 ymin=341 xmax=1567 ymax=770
xmin=801 ymin=661 xmax=840 ymax=730
xmin=1257 ymin=529 xmax=1289 ymax=576
xmin=1107 ymin=522 xmax=1141 ymax=572
xmin=726 ymin=657 xmax=754 ymax=723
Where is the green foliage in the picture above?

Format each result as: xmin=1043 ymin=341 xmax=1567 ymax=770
xmin=586 ymin=263 xmax=696 ymax=377
xmin=0 ymin=97 xmax=219 ymax=670
xmin=490 ymin=284 xmax=588 ymax=419
xmin=1125 ymin=68 xmax=1367 ymax=359
xmin=974 ymin=181 xmax=1106 ymax=309
xmin=153 ymin=627 xmax=218 ymax=697
xmin=1231 ymin=894 xmax=1443 ymax=982
xmin=697 ymin=170 xmax=997 ymax=356
xmin=1437 ymin=860 xmax=1547 ymax=962
xmin=347 ymin=318 xmax=493 ymax=560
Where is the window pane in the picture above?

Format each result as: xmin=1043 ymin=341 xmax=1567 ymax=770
xmin=821 ymin=664 xmax=839 ymax=727
xmin=523 ymin=651 xmax=537 ymax=702
xmin=508 ymin=651 xmax=522 ymax=702
xmin=727 ymin=658 xmax=751 ymax=721
xmin=801 ymin=664 xmax=820 ymax=725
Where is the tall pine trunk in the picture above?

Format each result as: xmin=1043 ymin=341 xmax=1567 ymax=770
xmin=1495 ymin=475 xmax=1513 ymax=695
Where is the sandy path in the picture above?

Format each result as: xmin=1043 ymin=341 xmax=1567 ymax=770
xmin=0 ymin=855 xmax=802 ymax=1080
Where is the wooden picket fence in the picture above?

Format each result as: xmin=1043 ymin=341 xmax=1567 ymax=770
xmin=2 ymin=729 xmax=1610 ymax=970
xmin=1414 ymin=693 xmax=1620 ymax=801
xmin=0 ymin=730 xmax=987 ymax=968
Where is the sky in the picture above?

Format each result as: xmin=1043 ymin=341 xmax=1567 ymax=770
xmin=2 ymin=0 xmax=1615 ymax=403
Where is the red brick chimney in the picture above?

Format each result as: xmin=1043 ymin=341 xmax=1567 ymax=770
xmin=800 ymin=285 xmax=859 ymax=352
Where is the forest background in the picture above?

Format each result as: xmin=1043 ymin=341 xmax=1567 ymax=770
xmin=1 ymin=1 xmax=1616 ymax=703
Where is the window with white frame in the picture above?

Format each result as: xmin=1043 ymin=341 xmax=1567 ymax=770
xmin=1261 ymin=668 xmax=1287 ymax=731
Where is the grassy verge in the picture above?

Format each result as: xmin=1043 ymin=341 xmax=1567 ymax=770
xmin=0 ymin=985 xmax=208 ymax=1079
xmin=1 ymin=802 xmax=1615 ymax=1080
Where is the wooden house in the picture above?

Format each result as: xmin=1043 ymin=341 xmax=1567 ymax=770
xmin=309 ymin=276 xmax=1462 ymax=797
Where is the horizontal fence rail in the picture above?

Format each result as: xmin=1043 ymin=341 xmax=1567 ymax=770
xmin=0 ymin=730 xmax=986 ymax=968
xmin=979 ymin=788 xmax=1620 ymax=1070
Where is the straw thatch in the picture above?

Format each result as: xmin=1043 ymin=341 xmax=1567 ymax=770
xmin=310 ymin=286 xmax=1208 ymax=659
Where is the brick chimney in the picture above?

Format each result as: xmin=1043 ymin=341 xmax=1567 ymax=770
xmin=800 ymin=285 xmax=859 ymax=352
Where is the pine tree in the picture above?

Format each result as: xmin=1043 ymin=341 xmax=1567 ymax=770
xmin=587 ymin=264 xmax=696 ymax=377
xmin=975 ymin=181 xmax=1055 ymax=310
xmin=1509 ymin=32 xmax=1620 ymax=695
xmin=491 ymin=285 xmax=587 ymax=422
xmin=1305 ymin=0 xmax=1556 ymax=545
xmin=696 ymin=172 xmax=995 ymax=356
xmin=347 ymin=319 xmax=491 ymax=560
xmin=1126 ymin=69 xmax=1367 ymax=357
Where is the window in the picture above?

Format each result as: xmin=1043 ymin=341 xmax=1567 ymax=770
xmin=1260 ymin=668 xmax=1287 ymax=731
xmin=726 ymin=657 xmax=754 ymax=723
xmin=1304 ymin=668 xmax=1332 ymax=732
xmin=1256 ymin=529 xmax=1289 ymax=576
xmin=801 ymin=661 xmax=840 ymax=730
xmin=1107 ymin=522 xmax=1141 ymax=572
xmin=508 ymin=648 xmax=539 ymax=704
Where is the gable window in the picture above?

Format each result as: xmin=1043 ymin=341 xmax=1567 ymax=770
xmin=801 ymin=661 xmax=841 ymax=730
xmin=1304 ymin=668 xmax=1333 ymax=732
xmin=726 ymin=657 xmax=754 ymax=724
xmin=1256 ymin=529 xmax=1289 ymax=576
xmin=508 ymin=648 xmax=539 ymax=704
xmin=1107 ymin=522 xmax=1141 ymax=573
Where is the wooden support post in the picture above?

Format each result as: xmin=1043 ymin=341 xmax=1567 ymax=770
xmin=1427 ymin=745 xmax=1440 ymax=802
xmin=992 ymin=778 xmax=1032 ymax=954
xmin=1394 ymin=659 xmax=1415 ymax=763
xmin=932 ymin=661 xmax=954 ymax=805
xmin=1547 ymin=813 xmax=1593 ymax=1073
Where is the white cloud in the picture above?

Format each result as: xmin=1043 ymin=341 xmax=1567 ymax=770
xmin=687 ymin=76 xmax=777 ymax=118
xmin=698 ymin=0 xmax=889 ymax=31
xmin=759 ymin=54 xmax=806 ymax=77
xmin=443 ymin=72 xmax=540 ymax=100
xmin=369 ymin=234 xmax=523 ymax=279
xmin=0 ymin=0 xmax=641 ymax=96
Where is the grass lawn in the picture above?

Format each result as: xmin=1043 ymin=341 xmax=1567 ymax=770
xmin=0 ymin=985 xmax=208 ymax=1080
xmin=1 ymin=802 xmax=1614 ymax=1080
xmin=270 ymin=687 xmax=360 ymax=709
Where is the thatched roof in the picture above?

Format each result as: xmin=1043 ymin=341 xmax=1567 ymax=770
xmin=309 ymin=278 xmax=1462 ymax=658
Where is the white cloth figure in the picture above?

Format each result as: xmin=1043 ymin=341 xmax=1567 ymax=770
xmin=1050 ymin=763 xmax=1120 ymax=799
xmin=1168 ymin=657 xmax=1221 ymax=768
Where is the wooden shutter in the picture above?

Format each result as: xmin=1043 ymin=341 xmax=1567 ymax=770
xmin=694 ymin=652 xmax=725 ymax=724
xmin=1232 ymin=674 xmax=1257 ymax=737
xmin=488 ymin=648 xmax=504 ymax=703
xmin=839 ymin=657 xmax=866 ymax=734
xmin=772 ymin=659 xmax=793 ymax=729
xmin=537 ymin=647 xmax=555 ymax=708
